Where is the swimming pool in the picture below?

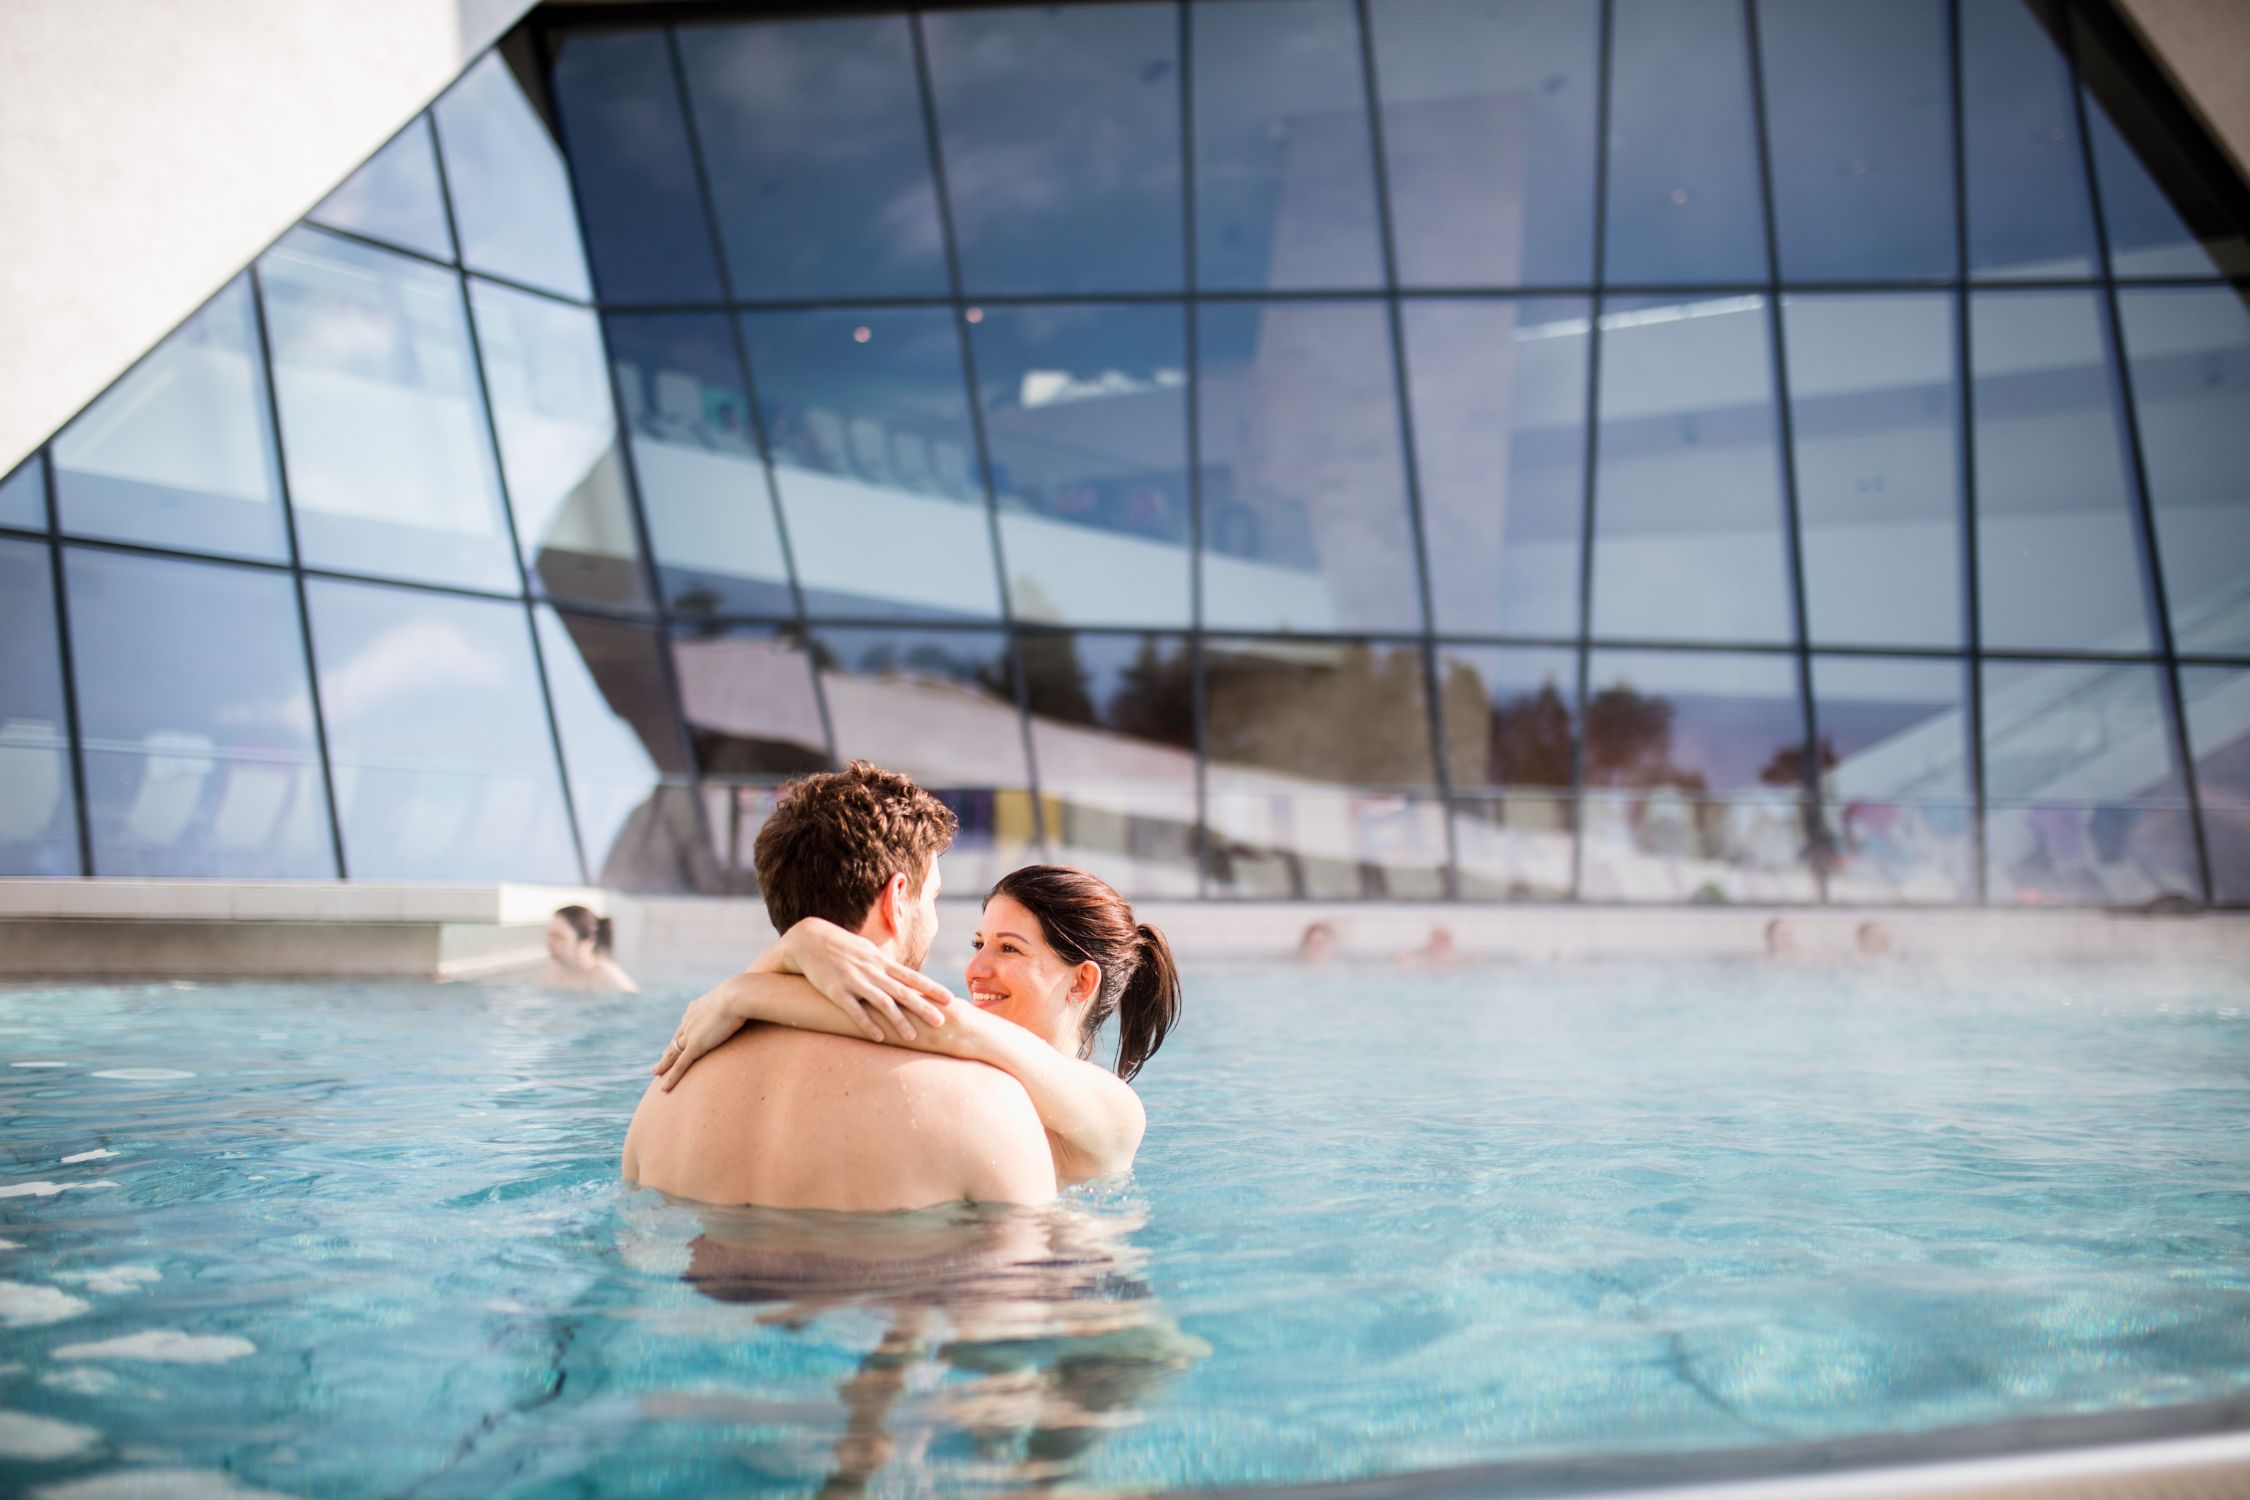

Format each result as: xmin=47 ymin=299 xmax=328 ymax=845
xmin=2 ymin=959 xmax=2247 ymax=1497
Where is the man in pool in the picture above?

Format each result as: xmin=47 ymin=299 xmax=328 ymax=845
xmin=622 ymin=761 xmax=1056 ymax=1209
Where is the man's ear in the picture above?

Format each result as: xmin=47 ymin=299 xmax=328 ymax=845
xmin=873 ymin=871 xmax=910 ymax=939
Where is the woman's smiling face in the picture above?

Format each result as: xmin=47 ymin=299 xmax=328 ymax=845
xmin=965 ymin=893 xmax=1095 ymax=1054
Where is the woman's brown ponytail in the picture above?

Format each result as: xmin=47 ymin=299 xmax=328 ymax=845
xmin=1115 ymin=922 xmax=1181 ymax=1082
xmin=987 ymin=866 xmax=1182 ymax=1081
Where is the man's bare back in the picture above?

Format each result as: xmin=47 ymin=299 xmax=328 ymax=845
xmin=623 ymin=1026 xmax=1056 ymax=1210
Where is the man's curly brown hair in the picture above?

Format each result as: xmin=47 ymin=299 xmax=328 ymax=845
xmin=752 ymin=761 xmax=958 ymax=933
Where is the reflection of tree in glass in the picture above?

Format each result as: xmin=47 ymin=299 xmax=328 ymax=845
xmin=1019 ymin=632 xmax=1098 ymax=725
xmin=1110 ymin=638 xmax=1195 ymax=750
xmin=1486 ymin=682 xmax=1575 ymax=790
xmin=1207 ymin=644 xmax=1432 ymax=785
xmin=1757 ymin=735 xmax=1837 ymax=790
xmin=1584 ymin=685 xmax=1703 ymax=793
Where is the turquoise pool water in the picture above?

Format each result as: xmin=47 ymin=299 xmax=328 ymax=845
xmin=2 ymin=960 xmax=2248 ymax=1497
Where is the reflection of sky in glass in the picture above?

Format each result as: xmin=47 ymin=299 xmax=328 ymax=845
xmin=261 ymin=229 xmax=517 ymax=594
xmin=972 ymin=303 xmax=1190 ymax=627
xmin=66 ymin=549 xmax=333 ymax=879
xmin=926 ymin=3 xmax=1183 ymax=294
xmin=745 ymin=308 xmax=1001 ymax=621
xmin=1758 ymin=0 xmax=1954 ymax=282
xmin=1194 ymin=0 xmax=1383 ymax=291
xmin=679 ymin=17 xmax=948 ymax=301
xmin=307 ymin=115 xmax=455 ymax=263
xmin=1369 ymin=0 xmax=1598 ymax=288
xmin=0 ymin=538 xmax=79 ymax=875
xmin=1959 ymin=0 xmax=2097 ymax=281
xmin=1604 ymin=0 xmax=1767 ymax=284
xmin=470 ymin=279 xmax=649 ymax=613
xmin=549 ymin=29 xmax=724 ymax=305
xmin=433 ymin=52 xmax=593 ymax=302
xmin=1812 ymin=655 xmax=1971 ymax=803
xmin=0 ymin=455 xmax=43 ymax=530
xmin=1782 ymin=293 xmax=1963 ymax=649
xmin=53 ymin=276 xmax=288 ymax=564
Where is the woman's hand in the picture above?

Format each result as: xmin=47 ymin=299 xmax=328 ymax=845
xmin=651 ymin=976 xmax=755 ymax=1091
xmin=772 ymin=918 xmax=953 ymax=1044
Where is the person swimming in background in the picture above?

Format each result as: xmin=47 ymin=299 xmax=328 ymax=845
xmin=544 ymin=904 xmax=639 ymax=993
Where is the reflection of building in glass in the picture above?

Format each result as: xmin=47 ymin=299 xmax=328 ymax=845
xmin=3 ymin=0 xmax=2248 ymax=910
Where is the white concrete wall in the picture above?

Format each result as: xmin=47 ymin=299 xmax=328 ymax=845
xmin=0 ymin=0 xmax=536 ymax=478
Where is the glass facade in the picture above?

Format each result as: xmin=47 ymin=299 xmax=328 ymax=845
xmin=4 ymin=0 xmax=2246 ymax=907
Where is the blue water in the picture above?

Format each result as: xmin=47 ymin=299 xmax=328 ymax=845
xmin=3 ymin=960 xmax=2248 ymax=1497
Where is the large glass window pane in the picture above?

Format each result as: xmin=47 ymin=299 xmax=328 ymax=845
xmin=1022 ymin=630 xmax=1199 ymax=896
xmin=1757 ymin=0 xmax=1954 ymax=282
xmin=1197 ymin=302 xmax=1420 ymax=633
xmin=536 ymin=609 xmax=708 ymax=894
xmin=66 ymin=550 xmax=333 ymax=879
xmin=2181 ymin=666 xmax=2250 ymax=906
xmin=549 ymin=29 xmax=725 ymax=305
xmin=1 ymin=455 xmax=46 ymax=531
xmin=1403 ymin=298 xmax=1588 ymax=637
xmin=1204 ymin=638 xmax=1446 ymax=899
xmin=678 ymin=17 xmax=949 ymax=301
xmin=1982 ymin=660 xmax=2197 ymax=906
xmin=1193 ymin=0 xmax=1384 ymax=292
xmin=0 ymin=540 xmax=78 ymax=875
xmin=744 ymin=308 xmax=1002 ymax=621
xmin=607 ymin=313 xmax=792 ymax=619
xmin=925 ymin=4 xmax=1184 ymax=295
xmin=1781 ymin=293 xmax=1964 ymax=649
xmin=1580 ymin=650 xmax=1816 ymax=903
xmin=307 ymin=580 xmax=579 ymax=883
xmin=811 ymin=627 xmax=1036 ymax=893
xmin=1959 ymin=0 xmax=2099 ymax=281
xmin=672 ymin=623 xmax=831 ymax=893
xmin=1812 ymin=656 xmax=1976 ymax=903
xmin=2117 ymin=286 xmax=2250 ymax=656
xmin=970 ymin=304 xmax=1191 ymax=628
xmin=1604 ymin=0 xmax=1768 ymax=285
xmin=432 ymin=51 xmax=594 ymax=302
xmin=1970 ymin=290 xmax=2157 ymax=654
xmin=261 ymin=228 xmax=518 ymax=594
xmin=469 ymin=280 xmax=649 ymax=612
xmin=307 ymin=115 xmax=455 ymax=264
xmin=1368 ymin=0 xmax=1598 ymax=288
xmin=1437 ymin=645 xmax=1577 ymax=899
xmin=1592 ymin=295 xmax=1793 ymax=644
xmin=52 ymin=276 xmax=288 ymax=563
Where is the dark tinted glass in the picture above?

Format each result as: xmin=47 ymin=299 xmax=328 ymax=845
xmin=1437 ymin=645 xmax=1577 ymax=899
xmin=1959 ymin=0 xmax=2098 ymax=281
xmin=66 ymin=549 xmax=333 ymax=879
xmin=1580 ymin=650 xmax=1816 ymax=902
xmin=0 ymin=539 xmax=79 ymax=875
xmin=0 ymin=454 xmax=44 ymax=531
xmin=469 ymin=279 xmax=649 ymax=612
xmin=432 ymin=52 xmax=593 ymax=301
xmin=1203 ymin=638 xmax=1447 ymax=899
xmin=1197 ymin=302 xmax=1420 ymax=633
xmin=1982 ymin=660 xmax=2197 ymax=906
xmin=1781 ymin=293 xmax=1965 ymax=649
xmin=1970 ymin=290 xmax=2157 ymax=653
xmin=970 ymin=304 xmax=1191 ymax=628
xmin=1812 ymin=655 xmax=1976 ymax=903
xmin=678 ymin=17 xmax=949 ymax=301
xmin=2180 ymin=666 xmax=2250 ymax=906
xmin=536 ymin=609 xmax=708 ymax=893
xmin=549 ymin=29 xmax=724 ymax=305
xmin=1592 ymin=295 xmax=1793 ymax=644
xmin=1604 ymin=0 xmax=1768 ymax=285
xmin=307 ymin=115 xmax=455 ymax=263
xmin=1403 ymin=298 xmax=1588 ymax=637
xmin=1757 ymin=0 xmax=1954 ymax=282
xmin=1368 ymin=0 xmax=1598 ymax=288
xmin=606 ymin=313 xmax=792 ymax=619
xmin=743 ymin=308 xmax=1001 ymax=621
xmin=925 ymin=4 xmax=1184 ymax=295
xmin=1021 ymin=630 xmax=1199 ymax=896
xmin=306 ymin=580 xmax=579 ymax=883
xmin=261 ymin=229 xmax=518 ymax=594
xmin=1193 ymin=0 xmax=1384 ymax=292
xmin=52 ymin=276 xmax=289 ymax=563
xmin=671 ymin=623 xmax=832 ymax=784
xmin=2117 ymin=286 xmax=2250 ymax=656
xmin=811 ymin=627 xmax=1036 ymax=891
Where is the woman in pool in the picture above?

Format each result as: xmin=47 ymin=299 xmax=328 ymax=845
xmin=650 ymin=864 xmax=1180 ymax=1184
xmin=544 ymin=904 xmax=639 ymax=993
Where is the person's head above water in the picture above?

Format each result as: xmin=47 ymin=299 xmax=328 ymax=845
xmin=753 ymin=760 xmax=957 ymax=968
xmin=971 ymin=866 xmax=1181 ymax=1082
xmin=548 ymin=904 xmax=614 ymax=969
